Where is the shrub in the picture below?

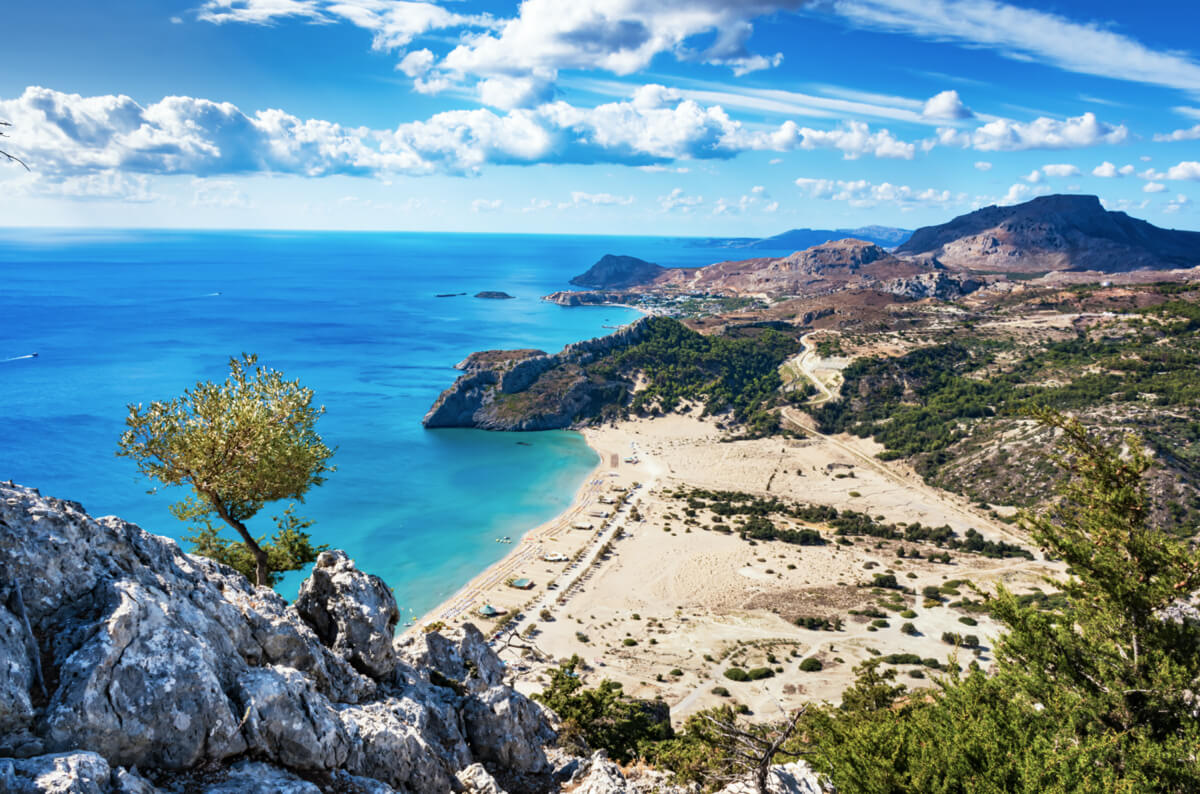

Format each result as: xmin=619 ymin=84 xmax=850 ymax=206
xmin=623 ymin=638 xmax=638 ymax=647
xmin=900 ymin=609 xmax=917 ymax=618
xmin=746 ymin=667 xmax=775 ymax=680
xmin=799 ymin=658 xmax=823 ymax=672
xmin=871 ymin=618 xmax=890 ymax=628
xmin=724 ymin=668 xmax=750 ymax=682
xmin=670 ymin=668 xmax=684 ymax=677
xmin=958 ymin=616 xmax=978 ymax=626
xmin=711 ymin=686 xmax=731 ymax=697
xmin=901 ymin=622 xmax=918 ymax=636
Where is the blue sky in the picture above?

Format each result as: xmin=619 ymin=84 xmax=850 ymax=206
xmin=2 ymin=0 xmax=1198 ymax=234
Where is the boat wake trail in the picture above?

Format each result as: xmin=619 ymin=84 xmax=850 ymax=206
xmin=2 ymin=353 xmax=38 ymax=362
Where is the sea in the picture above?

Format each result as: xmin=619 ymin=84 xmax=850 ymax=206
xmin=0 ymin=229 xmax=790 ymax=618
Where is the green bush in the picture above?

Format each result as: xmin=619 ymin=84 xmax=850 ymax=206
xmin=799 ymin=658 xmax=823 ymax=672
xmin=724 ymin=668 xmax=750 ymax=682
xmin=746 ymin=667 xmax=775 ymax=681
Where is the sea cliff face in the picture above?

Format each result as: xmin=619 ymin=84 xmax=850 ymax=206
xmin=422 ymin=319 xmax=651 ymax=431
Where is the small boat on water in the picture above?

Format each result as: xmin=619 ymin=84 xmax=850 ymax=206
xmin=495 ymin=536 xmax=513 ymax=543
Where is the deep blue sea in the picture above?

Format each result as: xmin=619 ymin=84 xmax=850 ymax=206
xmin=0 ymin=229 xmax=779 ymax=617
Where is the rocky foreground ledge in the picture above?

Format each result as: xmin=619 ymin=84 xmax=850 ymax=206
xmin=0 ymin=482 xmax=822 ymax=793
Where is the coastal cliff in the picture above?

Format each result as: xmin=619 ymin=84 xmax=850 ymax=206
xmin=422 ymin=319 xmax=652 ymax=431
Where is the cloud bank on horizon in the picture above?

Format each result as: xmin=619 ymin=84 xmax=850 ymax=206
xmin=1 ymin=0 xmax=1198 ymax=232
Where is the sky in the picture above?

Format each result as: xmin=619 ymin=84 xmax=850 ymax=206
xmin=1 ymin=0 xmax=1199 ymax=235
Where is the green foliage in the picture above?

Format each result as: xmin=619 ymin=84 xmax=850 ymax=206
xmin=589 ymin=317 xmax=800 ymax=424
xmin=118 ymin=354 xmax=334 ymax=586
xmin=799 ymin=657 xmax=823 ymax=672
xmin=183 ymin=505 xmax=327 ymax=586
xmin=800 ymin=414 xmax=1200 ymax=792
xmin=533 ymin=656 xmax=672 ymax=763
xmin=724 ymin=667 xmax=751 ymax=682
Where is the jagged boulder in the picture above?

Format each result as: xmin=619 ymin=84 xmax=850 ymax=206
xmin=0 ymin=482 xmax=571 ymax=793
xmin=295 ymin=550 xmax=400 ymax=679
xmin=0 ymin=751 xmax=159 ymax=794
xmin=716 ymin=761 xmax=827 ymax=793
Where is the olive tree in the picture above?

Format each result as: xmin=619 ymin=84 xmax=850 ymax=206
xmin=118 ymin=354 xmax=335 ymax=586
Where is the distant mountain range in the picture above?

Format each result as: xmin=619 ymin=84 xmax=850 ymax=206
xmin=572 ymin=195 xmax=1200 ymax=297
xmin=691 ymin=225 xmax=912 ymax=251
xmin=896 ymin=194 xmax=1200 ymax=274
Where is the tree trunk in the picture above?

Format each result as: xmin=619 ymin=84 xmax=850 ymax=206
xmin=756 ymin=760 xmax=770 ymax=794
xmin=209 ymin=498 xmax=272 ymax=587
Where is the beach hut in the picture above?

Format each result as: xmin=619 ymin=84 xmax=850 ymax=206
xmin=588 ymin=510 xmax=609 ymax=518
xmin=543 ymin=552 xmax=569 ymax=562
xmin=477 ymin=604 xmax=506 ymax=618
xmin=508 ymin=578 xmax=534 ymax=590
xmin=572 ymin=522 xmax=594 ymax=530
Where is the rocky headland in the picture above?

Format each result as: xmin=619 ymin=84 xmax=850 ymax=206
xmin=0 ymin=481 xmax=830 ymax=793
xmin=422 ymin=320 xmax=652 ymax=431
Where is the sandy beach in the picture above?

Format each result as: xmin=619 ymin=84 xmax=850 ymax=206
xmin=414 ymin=404 xmax=1060 ymax=724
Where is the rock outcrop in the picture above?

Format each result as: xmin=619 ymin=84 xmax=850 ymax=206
xmin=894 ymin=194 xmax=1200 ymax=274
xmin=422 ymin=319 xmax=652 ymax=431
xmin=879 ymin=271 xmax=984 ymax=300
xmin=0 ymin=482 xmax=563 ymax=793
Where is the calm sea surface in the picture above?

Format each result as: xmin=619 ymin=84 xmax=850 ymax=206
xmin=0 ymin=229 xmax=783 ymax=616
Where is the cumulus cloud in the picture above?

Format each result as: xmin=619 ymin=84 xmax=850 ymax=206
xmin=922 ymin=89 xmax=973 ymax=120
xmin=199 ymin=0 xmax=808 ymax=107
xmin=938 ymin=112 xmax=1128 ymax=152
xmin=999 ymin=182 xmax=1051 ymax=205
xmin=3 ymin=85 xmax=929 ymax=186
xmin=794 ymin=176 xmax=964 ymax=208
xmin=1153 ymin=124 xmax=1200 ymax=142
xmin=828 ymin=0 xmax=1200 ymax=96
xmin=1167 ymin=161 xmax=1200 ymax=180
xmin=521 ymin=198 xmax=553 ymax=212
xmin=1023 ymin=169 xmax=1043 ymax=184
xmin=1041 ymin=163 xmax=1080 ymax=177
xmin=1100 ymin=197 xmax=1150 ymax=212
xmin=1143 ymin=182 xmax=1167 ymax=193
xmin=757 ymin=119 xmax=916 ymax=159
xmin=974 ymin=160 xmax=991 ymax=171
xmin=1092 ymin=161 xmax=1134 ymax=178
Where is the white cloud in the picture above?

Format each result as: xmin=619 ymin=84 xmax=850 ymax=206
xmin=1023 ymin=169 xmax=1042 ymax=183
xmin=829 ymin=0 xmax=1200 ymax=96
xmin=1155 ymin=124 xmax=1200 ymax=142
xmin=757 ymin=119 xmax=916 ymax=159
xmin=4 ymin=85 xmax=923 ymax=183
xmin=1167 ymin=161 xmax=1200 ymax=180
xmin=751 ymin=185 xmax=766 ymax=194
xmin=999 ymin=182 xmax=1051 ymax=205
xmin=794 ymin=176 xmax=965 ymax=208
xmin=1041 ymin=163 xmax=1079 ymax=177
xmin=198 ymin=0 xmax=497 ymax=51
xmin=941 ymin=112 xmax=1128 ymax=152
xmin=1143 ymin=182 xmax=1167 ymax=193
xmin=921 ymin=89 xmax=973 ymax=120
xmin=471 ymin=198 xmax=503 ymax=212
xmin=658 ymin=187 xmax=703 ymax=212
xmin=1140 ymin=168 xmax=1167 ymax=180
xmin=559 ymin=191 xmax=634 ymax=209
xmin=1164 ymin=194 xmax=1190 ymax=214
xmin=1175 ymin=106 xmax=1200 ymax=120
xmin=973 ymin=160 xmax=991 ymax=171
xmin=1092 ymin=161 xmax=1135 ymax=178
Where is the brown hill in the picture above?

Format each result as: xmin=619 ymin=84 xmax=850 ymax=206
xmin=895 ymin=194 xmax=1200 ymax=274
xmin=569 ymin=254 xmax=667 ymax=289
xmin=654 ymin=239 xmax=942 ymax=296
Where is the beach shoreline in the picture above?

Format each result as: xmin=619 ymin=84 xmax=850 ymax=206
xmin=406 ymin=425 xmax=638 ymax=635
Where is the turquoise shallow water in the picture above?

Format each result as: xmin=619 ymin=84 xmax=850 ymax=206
xmin=0 ymin=229 xmax=777 ymax=616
